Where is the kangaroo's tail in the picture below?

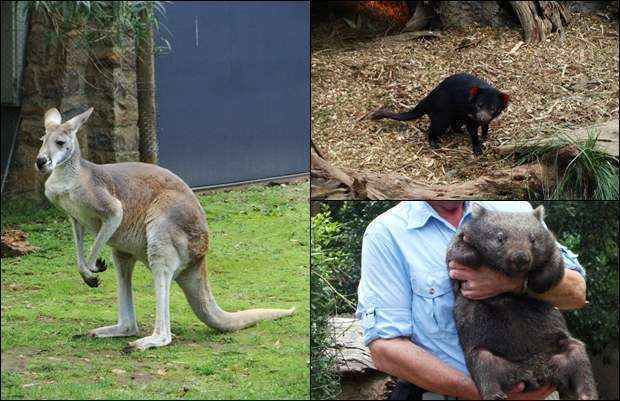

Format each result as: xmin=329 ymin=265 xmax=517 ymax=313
xmin=175 ymin=257 xmax=295 ymax=332
xmin=369 ymin=102 xmax=426 ymax=122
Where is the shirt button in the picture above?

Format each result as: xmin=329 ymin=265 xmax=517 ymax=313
xmin=429 ymin=288 xmax=435 ymax=295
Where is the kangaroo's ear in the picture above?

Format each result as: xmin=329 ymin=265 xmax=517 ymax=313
xmin=65 ymin=107 xmax=94 ymax=133
xmin=533 ymin=205 xmax=545 ymax=222
xmin=44 ymin=108 xmax=62 ymax=130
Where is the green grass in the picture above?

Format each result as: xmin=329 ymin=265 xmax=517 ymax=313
xmin=1 ymin=182 xmax=310 ymax=400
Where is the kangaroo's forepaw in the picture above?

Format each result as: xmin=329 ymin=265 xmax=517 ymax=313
xmin=88 ymin=324 xmax=139 ymax=338
xmin=126 ymin=334 xmax=172 ymax=351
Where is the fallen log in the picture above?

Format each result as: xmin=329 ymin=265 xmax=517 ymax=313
xmin=311 ymin=143 xmax=545 ymax=199
xmin=311 ymin=120 xmax=618 ymax=200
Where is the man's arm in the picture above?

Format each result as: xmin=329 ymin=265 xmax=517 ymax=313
xmin=370 ymin=337 xmax=480 ymax=399
xmin=369 ymin=337 xmax=555 ymax=400
xmin=449 ymin=261 xmax=586 ymax=310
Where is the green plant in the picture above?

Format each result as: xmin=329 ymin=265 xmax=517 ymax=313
xmin=517 ymin=129 xmax=619 ymax=200
xmin=532 ymin=201 xmax=619 ymax=357
xmin=310 ymin=212 xmax=342 ymax=400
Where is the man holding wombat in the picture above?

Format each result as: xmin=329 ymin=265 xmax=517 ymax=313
xmin=356 ymin=201 xmax=592 ymax=400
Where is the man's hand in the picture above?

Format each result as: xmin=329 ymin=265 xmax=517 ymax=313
xmin=448 ymin=261 xmax=524 ymax=300
xmin=506 ymin=383 xmax=556 ymax=400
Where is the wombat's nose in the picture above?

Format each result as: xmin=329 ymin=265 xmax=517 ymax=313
xmin=36 ymin=157 xmax=47 ymax=170
xmin=511 ymin=251 xmax=531 ymax=266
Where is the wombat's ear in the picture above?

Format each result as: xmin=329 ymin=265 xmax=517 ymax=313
xmin=533 ymin=205 xmax=545 ymax=222
xmin=471 ymin=203 xmax=486 ymax=219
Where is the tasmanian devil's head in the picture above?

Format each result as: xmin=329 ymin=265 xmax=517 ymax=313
xmin=461 ymin=204 xmax=557 ymax=277
xmin=468 ymin=86 xmax=509 ymax=124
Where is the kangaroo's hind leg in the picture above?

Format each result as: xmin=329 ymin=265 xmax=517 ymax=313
xmin=88 ymin=250 xmax=139 ymax=338
xmin=125 ymin=221 xmax=184 ymax=351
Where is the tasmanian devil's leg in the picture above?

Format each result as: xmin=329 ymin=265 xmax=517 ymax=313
xmin=427 ymin=116 xmax=450 ymax=149
xmin=465 ymin=122 xmax=483 ymax=156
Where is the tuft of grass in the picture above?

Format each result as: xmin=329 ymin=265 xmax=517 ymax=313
xmin=1 ymin=182 xmax=309 ymax=400
xmin=516 ymin=128 xmax=619 ymax=200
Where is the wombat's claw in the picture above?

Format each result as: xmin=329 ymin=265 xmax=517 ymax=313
xmin=84 ymin=275 xmax=100 ymax=288
xmin=93 ymin=258 xmax=108 ymax=272
xmin=492 ymin=391 xmax=507 ymax=400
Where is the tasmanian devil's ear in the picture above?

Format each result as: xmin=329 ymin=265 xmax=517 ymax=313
xmin=469 ymin=86 xmax=480 ymax=99
xmin=500 ymin=92 xmax=510 ymax=107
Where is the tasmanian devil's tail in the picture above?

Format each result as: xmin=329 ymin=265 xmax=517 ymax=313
xmin=369 ymin=102 xmax=425 ymax=121
xmin=175 ymin=257 xmax=295 ymax=332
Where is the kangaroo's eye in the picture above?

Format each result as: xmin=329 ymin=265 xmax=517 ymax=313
xmin=55 ymin=140 xmax=66 ymax=147
xmin=497 ymin=232 xmax=504 ymax=243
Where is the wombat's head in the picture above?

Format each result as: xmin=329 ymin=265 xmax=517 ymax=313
xmin=462 ymin=204 xmax=556 ymax=277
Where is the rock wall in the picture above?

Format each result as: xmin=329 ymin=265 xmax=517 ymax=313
xmin=5 ymin=9 xmax=139 ymax=198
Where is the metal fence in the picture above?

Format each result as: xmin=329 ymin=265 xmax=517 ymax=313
xmin=154 ymin=1 xmax=310 ymax=188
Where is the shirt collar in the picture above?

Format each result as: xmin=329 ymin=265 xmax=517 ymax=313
xmin=406 ymin=201 xmax=477 ymax=230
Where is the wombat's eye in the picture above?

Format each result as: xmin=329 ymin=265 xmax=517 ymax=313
xmin=529 ymin=234 xmax=536 ymax=243
xmin=55 ymin=140 xmax=66 ymax=147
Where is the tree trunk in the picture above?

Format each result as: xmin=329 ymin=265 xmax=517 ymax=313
xmin=509 ymin=1 xmax=570 ymax=43
xmin=136 ymin=5 xmax=158 ymax=164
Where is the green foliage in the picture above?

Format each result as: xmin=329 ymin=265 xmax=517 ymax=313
xmin=517 ymin=129 xmax=619 ymax=200
xmin=1 ymin=183 xmax=309 ymax=399
xmin=310 ymin=202 xmax=396 ymax=400
xmin=310 ymin=212 xmax=342 ymax=400
xmin=28 ymin=1 xmax=171 ymax=57
xmin=532 ymin=201 xmax=619 ymax=356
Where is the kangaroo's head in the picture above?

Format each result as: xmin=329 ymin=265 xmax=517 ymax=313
xmin=36 ymin=107 xmax=93 ymax=173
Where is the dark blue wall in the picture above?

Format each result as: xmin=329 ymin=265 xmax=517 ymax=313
xmin=155 ymin=1 xmax=309 ymax=188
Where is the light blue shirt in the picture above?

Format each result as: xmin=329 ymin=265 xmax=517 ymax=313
xmin=356 ymin=201 xmax=585 ymax=374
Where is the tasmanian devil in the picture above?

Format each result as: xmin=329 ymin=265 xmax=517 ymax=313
xmin=446 ymin=205 xmax=598 ymax=400
xmin=370 ymin=73 xmax=509 ymax=156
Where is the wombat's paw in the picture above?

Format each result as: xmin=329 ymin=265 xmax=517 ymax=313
xmin=83 ymin=275 xmax=100 ymax=288
xmin=93 ymin=258 xmax=108 ymax=273
xmin=473 ymin=145 xmax=483 ymax=157
xmin=491 ymin=390 xmax=507 ymax=400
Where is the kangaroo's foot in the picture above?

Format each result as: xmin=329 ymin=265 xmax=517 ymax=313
xmin=124 ymin=334 xmax=172 ymax=352
xmin=88 ymin=324 xmax=139 ymax=338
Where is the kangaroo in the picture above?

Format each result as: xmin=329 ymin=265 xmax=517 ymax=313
xmin=36 ymin=107 xmax=295 ymax=351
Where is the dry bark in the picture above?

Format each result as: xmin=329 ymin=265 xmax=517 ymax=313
xmin=509 ymin=1 xmax=570 ymax=43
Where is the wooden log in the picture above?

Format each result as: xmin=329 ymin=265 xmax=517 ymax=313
xmin=327 ymin=316 xmax=376 ymax=374
xmin=311 ymin=140 xmax=543 ymax=199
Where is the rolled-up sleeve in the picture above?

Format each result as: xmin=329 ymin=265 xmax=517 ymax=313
xmin=557 ymin=243 xmax=586 ymax=278
xmin=356 ymin=228 xmax=412 ymax=346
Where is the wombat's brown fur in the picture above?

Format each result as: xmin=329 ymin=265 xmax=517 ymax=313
xmin=446 ymin=204 xmax=598 ymax=400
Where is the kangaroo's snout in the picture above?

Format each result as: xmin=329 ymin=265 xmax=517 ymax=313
xmin=36 ymin=156 xmax=48 ymax=171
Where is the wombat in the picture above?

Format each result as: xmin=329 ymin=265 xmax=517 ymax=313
xmin=446 ymin=204 xmax=598 ymax=400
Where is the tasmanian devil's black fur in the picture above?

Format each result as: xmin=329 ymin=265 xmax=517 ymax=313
xmin=446 ymin=205 xmax=598 ymax=400
xmin=370 ymin=73 xmax=509 ymax=156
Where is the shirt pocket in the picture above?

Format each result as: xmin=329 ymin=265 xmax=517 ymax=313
xmin=411 ymin=282 xmax=458 ymax=338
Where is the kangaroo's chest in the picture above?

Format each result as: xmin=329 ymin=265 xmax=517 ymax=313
xmin=45 ymin=176 xmax=100 ymax=231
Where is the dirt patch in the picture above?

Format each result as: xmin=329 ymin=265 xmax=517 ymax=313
xmin=312 ymin=13 xmax=619 ymax=186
